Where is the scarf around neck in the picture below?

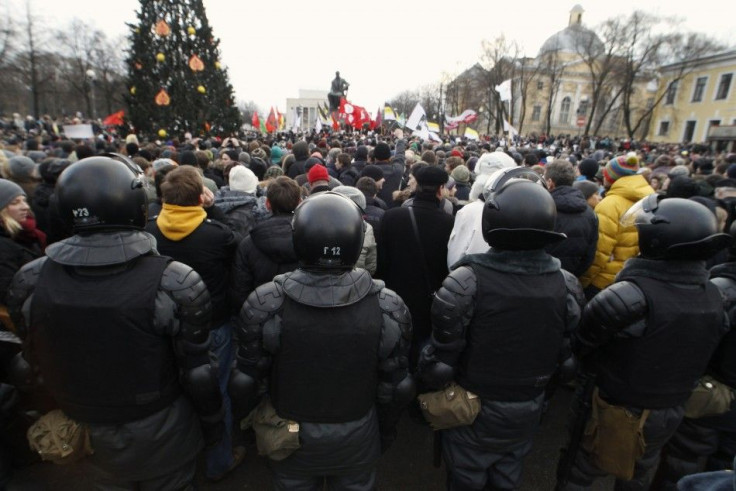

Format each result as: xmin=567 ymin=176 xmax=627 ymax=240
xmin=156 ymin=203 xmax=206 ymax=241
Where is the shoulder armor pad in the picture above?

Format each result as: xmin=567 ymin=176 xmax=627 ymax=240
xmin=160 ymin=261 xmax=210 ymax=307
xmin=711 ymin=276 xmax=736 ymax=311
xmin=7 ymin=257 xmax=47 ymax=309
xmin=586 ymin=280 xmax=647 ymax=330
xmin=242 ymin=281 xmax=286 ymax=323
xmin=561 ymin=269 xmax=586 ymax=309
xmin=441 ymin=266 xmax=477 ymax=297
xmin=378 ymin=287 xmax=411 ymax=338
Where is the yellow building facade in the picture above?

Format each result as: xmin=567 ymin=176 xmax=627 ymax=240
xmin=648 ymin=50 xmax=736 ymax=144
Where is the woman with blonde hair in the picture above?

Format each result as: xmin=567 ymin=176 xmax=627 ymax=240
xmin=0 ymin=179 xmax=45 ymax=309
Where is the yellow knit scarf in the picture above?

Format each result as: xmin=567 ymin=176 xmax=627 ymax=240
xmin=156 ymin=203 xmax=207 ymax=241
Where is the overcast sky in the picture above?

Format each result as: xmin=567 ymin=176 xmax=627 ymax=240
xmin=13 ymin=0 xmax=736 ymax=116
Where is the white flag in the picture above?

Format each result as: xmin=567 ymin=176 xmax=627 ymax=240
xmin=406 ymin=103 xmax=427 ymax=133
xmin=503 ymin=119 xmax=518 ymax=138
xmin=495 ymin=79 xmax=512 ymax=102
xmin=315 ymin=117 xmax=322 ymax=133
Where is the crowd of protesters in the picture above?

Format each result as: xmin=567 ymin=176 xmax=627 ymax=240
xmin=1 ymin=113 xmax=736 ymax=490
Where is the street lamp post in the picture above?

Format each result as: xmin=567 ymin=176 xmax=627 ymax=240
xmin=86 ymin=69 xmax=97 ymax=121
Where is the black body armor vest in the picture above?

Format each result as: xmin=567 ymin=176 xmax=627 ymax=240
xmin=457 ymin=265 xmax=567 ymax=401
xmin=31 ymin=255 xmax=180 ymax=424
xmin=271 ymin=294 xmax=382 ymax=423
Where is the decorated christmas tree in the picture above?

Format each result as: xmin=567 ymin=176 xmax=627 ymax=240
xmin=125 ymin=0 xmax=242 ymax=137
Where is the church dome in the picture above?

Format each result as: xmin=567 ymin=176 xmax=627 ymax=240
xmin=538 ymin=6 xmax=603 ymax=57
xmin=538 ymin=23 xmax=603 ymax=56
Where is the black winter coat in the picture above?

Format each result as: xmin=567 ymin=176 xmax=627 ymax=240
xmin=0 ymin=230 xmax=41 ymax=304
xmin=377 ymin=194 xmax=454 ymax=364
xmin=146 ymin=219 xmax=236 ymax=325
xmin=231 ymin=215 xmax=298 ymax=312
xmin=545 ymin=186 xmax=598 ymax=277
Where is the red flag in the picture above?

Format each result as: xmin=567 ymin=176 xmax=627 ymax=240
xmin=252 ymin=111 xmax=260 ymax=129
xmin=331 ymin=113 xmax=340 ymax=131
xmin=266 ymin=107 xmax=277 ymax=133
xmin=372 ymin=107 xmax=382 ymax=130
xmin=102 ymin=110 xmax=125 ymax=126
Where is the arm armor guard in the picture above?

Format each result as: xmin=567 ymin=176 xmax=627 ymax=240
xmin=231 ymin=281 xmax=286 ymax=413
xmin=6 ymin=257 xmax=47 ymax=340
xmin=423 ymin=266 xmax=476 ymax=370
xmin=375 ymin=286 xmax=414 ymax=447
xmin=710 ymin=276 xmax=736 ymax=331
xmin=558 ymin=270 xmax=585 ymax=382
xmin=159 ymin=262 xmax=222 ymax=443
xmin=574 ymin=280 xmax=647 ymax=358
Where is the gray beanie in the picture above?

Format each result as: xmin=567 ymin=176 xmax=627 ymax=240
xmin=0 ymin=179 xmax=26 ymax=210
xmin=333 ymin=186 xmax=366 ymax=211
xmin=8 ymin=156 xmax=38 ymax=181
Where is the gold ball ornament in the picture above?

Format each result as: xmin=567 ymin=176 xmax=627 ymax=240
xmin=215 ymin=61 xmax=221 ymax=69
xmin=156 ymin=52 xmax=165 ymax=62
xmin=187 ymin=26 xmax=196 ymax=35
xmin=158 ymin=129 xmax=167 ymax=138
xmin=197 ymin=85 xmax=206 ymax=94
xmin=130 ymin=86 xmax=136 ymax=95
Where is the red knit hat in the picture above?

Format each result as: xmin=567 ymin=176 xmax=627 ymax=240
xmin=308 ymin=164 xmax=330 ymax=184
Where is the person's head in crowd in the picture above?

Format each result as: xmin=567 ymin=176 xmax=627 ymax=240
xmin=360 ymin=165 xmax=384 ymax=191
xmin=270 ymin=145 xmax=283 ymax=166
xmin=307 ymin=164 xmax=330 ymax=193
xmin=578 ymin=158 xmax=599 ymax=182
xmin=444 ymin=156 xmax=464 ymax=175
xmin=153 ymin=164 xmax=178 ymax=200
xmin=248 ymin=157 xmax=268 ymax=181
xmin=251 ymin=147 xmax=267 ymax=162
xmin=694 ymin=157 xmax=714 ymax=176
xmin=573 ymin=180 xmax=601 ymax=209
xmin=336 ymin=153 xmax=352 ymax=171
xmin=355 ymin=145 xmax=369 ymax=162
xmin=228 ymin=165 xmax=259 ymax=194
xmin=161 ymin=166 xmax=204 ymax=207
xmin=524 ymin=152 xmax=539 ymax=167
xmin=421 ymin=150 xmax=437 ymax=166
xmin=414 ymin=164 xmax=448 ymax=199
xmin=667 ymin=175 xmax=699 ymax=199
xmin=263 ymin=165 xmax=284 ymax=182
xmin=4 ymin=155 xmax=39 ymax=183
xmin=179 ymin=150 xmax=197 ymax=167
xmin=126 ymin=142 xmax=139 ymax=158
xmin=544 ymin=159 xmax=576 ymax=189
xmin=132 ymin=156 xmax=152 ymax=177
xmin=356 ymin=176 xmax=378 ymax=200
xmin=292 ymin=140 xmax=310 ymax=161
xmin=266 ymin=176 xmax=301 ymax=215
xmin=374 ymin=142 xmax=391 ymax=162
xmin=450 ymin=165 xmax=471 ymax=187
xmin=0 ymin=179 xmax=29 ymax=237
xmin=333 ymin=185 xmax=367 ymax=212
xmin=221 ymin=149 xmax=240 ymax=163
xmin=74 ymin=144 xmax=95 ymax=161
xmin=602 ymin=153 xmax=639 ymax=189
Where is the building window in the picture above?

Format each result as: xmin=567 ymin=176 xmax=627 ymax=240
xmin=532 ymin=105 xmax=542 ymax=121
xmin=537 ymin=81 xmax=544 ymax=90
xmin=692 ymin=77 xmax=707 ymax=102
xmin=559 ymin=97 xmax=571 ymax=124
xmin=716 ymin=73 xmax=732 ymax=100
xmin=665 ymin=80 xmax=678 ymax=105
xmin=658 ymin=121 xmax=670 ymax=136
xmin=709 ymin=119 xmax=721 ymax=128
xmin=578 ymin=100 xmax=589 ymax=116
xmin=683 ymin=120 xmax=696 ymax=143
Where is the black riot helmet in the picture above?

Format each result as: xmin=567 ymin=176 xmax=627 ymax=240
xmin=292 ymin=191 xmax=364 ymax=271
xmin=482 ymin=178 xmax=566 ymax=250
xmin=56 ymin=154 xmax=148 ymax=233
xmin=621 ymin=193 xmax=731 ymax=260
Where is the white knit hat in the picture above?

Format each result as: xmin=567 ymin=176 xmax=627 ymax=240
xmin=229 ymin=165 xmax=258 ymax=194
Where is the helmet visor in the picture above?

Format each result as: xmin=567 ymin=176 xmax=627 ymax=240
xmin=620 ymin=193 xmax=661 ymax=228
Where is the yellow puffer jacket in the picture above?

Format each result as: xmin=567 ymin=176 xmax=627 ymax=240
xmin=580 ymin=175 xmax=655 ymax=290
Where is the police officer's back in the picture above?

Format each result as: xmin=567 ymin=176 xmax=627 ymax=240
xmin=418 ymin=175 xmax=584 ymax=490
xmin=559 ymin=195 xmax=731 ymax=490
xmin=7 ymin=156 xmax=223 ymax=489
xmin=230 ymin=192 xmax=414 ymax=490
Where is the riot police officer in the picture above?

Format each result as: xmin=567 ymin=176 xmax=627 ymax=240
xmin=230 ymin=192 xmax=414 ymax=490
xmin=8 ymin=156 xmax=223 ymax=489
xmin=418 ymin=174 xmax=585 ymax=490
xmin=557 ymin=195 xmax=732 ymax=490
